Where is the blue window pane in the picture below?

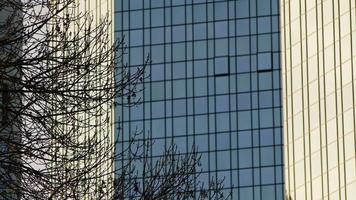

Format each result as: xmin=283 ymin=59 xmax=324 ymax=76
xmin=261 ymin=146 xmax=274 ymax=166
xmin=239 ymin=169 xmax=253 ymax=186
xmin=260 ymin=109 xmax=273 ymax=128
xmin=172 ymin=0 xmax=184 ymax=6
xmin=217 ymin=150 xmax=230 ymax=170
xmin=194 ymin=78 xmax=207 ymax=96
xmin=236 ymin=36 xmax=250 ymax=55
xmin=130 ymin=104 xmax=143 ymax=120
xmin=258 ymin=72 xmax=272 ymax=90
xmin=152 ymin=101 xmax=165 ymax=118
xmin=215 ymin=57 xmax=228 ymax=75
xmin=173 ymin=42 xmax=186 ymax=61
xmin=215 ymin=21 xmax=228 ymax=38
xmin=215 ymin=38 xmax=228 ymax=56
xmin=130 ymin=30 xmax=143 ymax=46
xmin=193 ymin=4 xmax=206 ymax=22
xmin=273 ymin=33 xmax=280 ymax=51
xmin=194 ymin=97 xmax=207 ymax=114
xmin=130 ymin=11 xmax=143 ymax=28
xmin=259 ymin=91 xmax=273 ymax=108
xmin=238 ymin=93 xmax=251 ymax=110
xmin=173 ymin=117 xmax=186 ymax=135
xmin=152 ymin=119 xmax=165 ymax=138
xmin=130 ymin=0 xmax=143 ymax=9
xmin=151 ymin=64 xmax=164 ymax=81
xmin=258 ymin=16 xmax=272 ymax=33
xmin=195 ymin=134 xmax=208 ymax=152
xmin=151 ymin=45 xmax=164 ymax=63
xmin=257 ymin=0 xmax=271 ymax=16
xmin=217 ymin=132 xmax=230 ymax=150
xmin=237 ymin=73 xmax=250 ymax=92
xmin=214 ymin=2 xmax=227 ymax=20
xmin=195 ymin=115 xmax=208 ymax=133
xmin=172 ymin=62 xmax=186 ymax=79
xmin=238 ymin=111 xmax=251 ymax=130
xmin=261 ymin=185 xmax=275 ymax=200
xmin=151 ymin=27 xmax=164 ymax=44
xmin=151 ymin=81 xmax=165 ymax=100
xmin=130 ymin=47 xmax=143 ymax=65
xmin=261 ymin=167 xmax=275 ymax=184
xmin=236 ymin=0 xmax=249 ymax=18
xmin=151 ymin=8 xmax=164 ymax=27
xmin=216 ymin=95 xmax=229 ymax=112
xmin=193 ymin=41 xmax=207 ymax=59
xmin=258 ymin=53 xmax=272 ymax=70
xmin=258 ymin=34 xmax=272 ymax=52
xmin=260 ymin=128 xmax=274 ymax=146
xmin=236 ymin=19 xmax=250 ymax=36
xmin=172 ymin=6 xmax=185 ymax=24
xmin=152 ymin=139 xmax=165 ymax=156
xmin=173 ymin=99 xmax=186 ymax=116
xmin=216 ymin=113 xmax=229 ymax=131
xmin=193 ymin=23 xmax=207 ymax=40
xmin=236 ymin=56 xmax=250 ymax=73
xmin=194 ymin=60 xmax=207 ymax=77
xmin=239 ymin=148 xmax=253 ymax=168
xmin=238 ymin=131 xmax=252 ymax=148
xmin=172 ymin=25 xmax=186 ymax=42
xmin=173 ymin=80 xmax=186 ymax=98
xmin=175 ymin=136 xmax=187 ymax=153
xmin=151 ymin=0 xmax=164 ymax=8
xmin=215 ymin=76 xmax=229 ymax=94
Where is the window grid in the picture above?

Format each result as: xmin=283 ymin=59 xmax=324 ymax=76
xmin=115 ymin=0 xmax=283 ymax=199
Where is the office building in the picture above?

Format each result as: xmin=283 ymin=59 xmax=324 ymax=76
xmin=281 ymin=0 xmax=356 ymax=199
xmin=115 ymin=0 xmax=283 ymax=199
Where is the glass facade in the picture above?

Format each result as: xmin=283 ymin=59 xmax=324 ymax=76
xmin=281 ymin=0 xmax=356 ymax=199
xmin=115 ymin=0 xmax=283 ymax=199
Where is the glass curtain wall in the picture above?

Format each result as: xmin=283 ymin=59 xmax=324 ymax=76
xmin=115 ymin=0 xmax=283 ymax=199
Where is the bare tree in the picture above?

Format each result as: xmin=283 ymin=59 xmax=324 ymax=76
xmin=0 ymin=0 xmax=227 ymax=199
xmin=113 ymin=132 xmax=229 ymax=200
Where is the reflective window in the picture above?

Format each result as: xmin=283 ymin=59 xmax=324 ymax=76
xmin=130 ymin=30 xmax=143 ymax=46
xmin=152 ymin=101 xmax=165 ymax=118
xmin=238 ymin=111 xmax=251 ymax=130
xmin=194 ymin=78 xmax=207 ymax=96
xmin=173 ymin=99 xmax=186 ymax=116
xmin=195 ymin=115 xmax=208 ymax=133
xmin=193 ymin=41 xmax=207 ymax=59
xmin=172 ymin=6 xmax=185 ymax=25
xmin=151 ymin=82 xmax=165 ymax=100
xmin=172 ymin=62 xmax=186 ymax=79
xmin=215 ymin=57 xmax=228 ymax=75
xmin=237 ymin=36 xmax=250 ymax=55
xmin=151 ymin=8 xmax=164 ymax=27
xmin=151 ymin=64 xmax=164 ymax=81
xmin=238 ymin=131 xmax=252 ymax=148
xmin=130 ymin=0 xmax=143 ymax=10
xmin=151 ymin=45 xmax=164 ymax=63
xmin=239 ymin=169 xmax=253 ymax=186
xmin=216 ymin=112 xmax=229 ymax=131
xmin=151 ymin=27 xmax=164 ymax=44
xmin=194 ymin=60 xmax=207 ymax=77
xmin=193 ymin=23 xmax=207 ymax=40
xmin=173 ymin=42 xmax=186 ymax=61
xmin=215 ymin=21 xmax=228 ymax=38
xmin=173 ymin=79 xmax=186 ymax=98
xmin=215 ymin=76 xmax=229 ymax=94
xmin=258 ymin=17 xmax=272 ymax=33
xmin=193 ymin=4 xmax=206 ymax=22
xmin=130 ymin=11 xmax=143 ymax=28
xmin=214 ymin=2 xmax=228 ymax=20
xmin=172 ymin=25 xmax=186 ymax=42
